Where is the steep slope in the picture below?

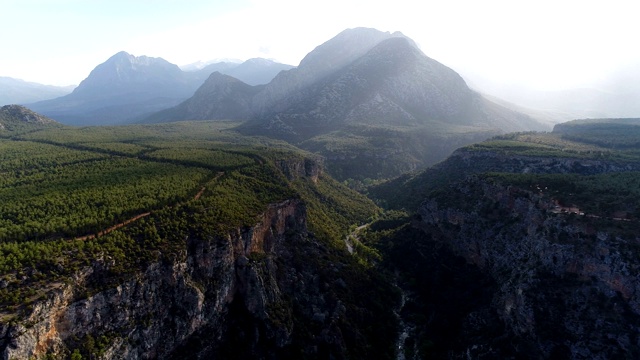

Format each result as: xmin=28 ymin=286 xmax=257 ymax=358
xmin=0 ymin=77 xmax=73 ymax=106
xmin=144 ymin=72 xmax=263 ymax=122
xmin=0 ymin=104 xmax=60 ymax=132
xmin=243 ymin=33 xmax=543 ymax=179
xmin=251 ymin=27 xmax=408 ymax=114
xmin=367 ymin=121 xmax=640 ymax=358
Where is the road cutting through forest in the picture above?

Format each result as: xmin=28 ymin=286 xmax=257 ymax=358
xmin=74 ymin=172 xmax=223 ymax=241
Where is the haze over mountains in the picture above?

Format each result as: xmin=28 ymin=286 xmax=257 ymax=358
xmin=26 ymin=53 xmax=293 ymax=125
xmin=7 ymin=26 xmax=640 ymax=180
xmin=147 ymin=28 xmax=545 ymax=179
xmin=151 ymin=28 xmax=544 ymax=134
xmin=3 ymin=24 xmax=640 ymax=359
xmin=466 ymin=63 xmax=640 ymax=122
xmin=0 ymin=77 xmax=73 ymax=106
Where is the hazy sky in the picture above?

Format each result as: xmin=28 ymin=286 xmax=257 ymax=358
xmin=1 ymin=0 xmax=638 ymax=90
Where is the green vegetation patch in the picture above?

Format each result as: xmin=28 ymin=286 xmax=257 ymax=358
xmin=294 ymin=174 xmax=379 ymax=244
xmin=554 ymin=118 xmax=640 ymax=149
xmin=77 ymin=141 xmax=150 ymax=155
xmin=146 ymin=148 xmax=255 ymax=170
xmin=0 ymin=156 xmax=210 ymax=242
xmin=0 ymin=140 xmax=108 ymax=173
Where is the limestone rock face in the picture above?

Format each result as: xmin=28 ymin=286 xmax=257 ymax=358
xmin=274 ymin=157 xmax=322 ymax=183
xmin=0 ymin=199 xmax=344 ymax=359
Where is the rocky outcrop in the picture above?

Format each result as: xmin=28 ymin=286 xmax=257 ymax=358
xmin=0 ymin=199 xmax=335 ymax=359
xmin=0 ymin=105 xmax=58 ymax=131
xmin=274 ymin=157 xmax=322 ymax=183
xmin=415 ymin=177 xmax=640 ymax=358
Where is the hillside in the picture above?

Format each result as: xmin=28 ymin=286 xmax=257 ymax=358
xmin=0 ymin=104 xmax=60 ymax=133
xmin=220 ymin=58 xmax=294 ymax=86
xmin=366 ymin=119 xmax=640 ymax=358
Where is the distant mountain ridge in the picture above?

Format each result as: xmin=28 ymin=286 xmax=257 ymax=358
xmin=27 ymin=53 xmax=293 ymax=125
xmin=0 ymin=77 xmax=73 ymax=106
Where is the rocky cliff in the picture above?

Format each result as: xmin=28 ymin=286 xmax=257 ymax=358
xmin=414 ymin=176 xmax=640 ymax=358
xmin=1 ymin=196 xmax=394 ymax=359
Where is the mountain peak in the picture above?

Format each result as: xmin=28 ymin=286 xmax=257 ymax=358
xmin=103 ymin=51 xmax=175 ymax=69
xmin=110 ymin=50 xmax=133 ymax=59
xmin=298 ymin=27 xmax=407 ymax=71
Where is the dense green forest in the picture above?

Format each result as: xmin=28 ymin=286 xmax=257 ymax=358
xmin=0 ymin=120 xmax=379 ymax=319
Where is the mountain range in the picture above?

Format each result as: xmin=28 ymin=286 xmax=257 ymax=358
xmin=2 ymin=27 xmax=640 ymax=360
xmin=143 ymin=28 xmax=554 ymax=137
xmin=26 ymin=53 xmax=293 ymax=125
xmin=147 ymin=27 xmax=547 ymax=179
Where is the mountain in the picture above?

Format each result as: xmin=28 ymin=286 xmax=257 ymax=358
xmin=144 ymin=72 xmax=263 ymax=122
xmin=251 ymin=27 xmax=408 ymax=114
xmin=27 ymin=53 xmax=292 ymax=125
xmin=242 ymin=35 xmax=541 ymax=140
xmin=28 ymin=52 xmax=195 ymax=125
xmin=0 ymin=77 xmax=73 ymax=106
xmin=368 ymin=120 xmax=640 ymax=358
xmin=0 ymin=104 xmax=60 ymax=132
xmin=148 ymin=27 xmax=546 ymax=180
